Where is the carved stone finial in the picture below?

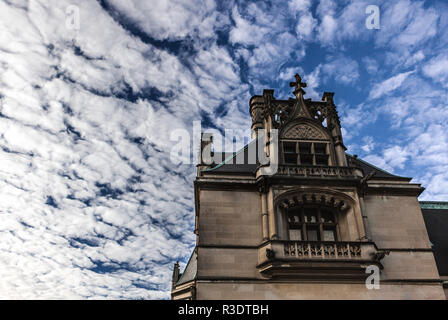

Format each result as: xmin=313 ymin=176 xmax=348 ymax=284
xmin=290 ymin=73 xmax=307 ymax=97
xmin=371 ymin=250 xmax=390 ymax=262
xmin=172 ymin=261 xmax=181 ymax=288
xmin=322 ymin=92 xmax=334 ymax=104
xmin=266 ymin=248 xmax=276 ymax=260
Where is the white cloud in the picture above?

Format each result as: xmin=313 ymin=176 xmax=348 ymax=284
xmin=229 ymin=6 xmax=269 ymax=46
xmin=362 ymin=145 xmax=409 ymax=174
xmin=0 ymin=0 xmax=252 ymax=299
xmin=419 ymin=172 xmax=448 ymax=201
xmin=361 ymin=136 xmax=375 ymax=153
xmin=422 ymin=54 xmax=448 ymax=85
xmin=368 ymin=71 xmax=414 ymax=100
xmin=279 ymin=66 xmax=304 ymax=81
xmin=362 ymin=57 xmax=379 ymax=74
xmin=316 ymin=0 xmax=337 ymax=17
xmin=106 ymin=0 xmax=222 ymax=40
xmin=303 ymin=64 xmax=322 ymax=99
xmin=321 ymin=56 xmax=360 ymax=85
xmin=363 ymin=154 xmax=394 ymax=173
xmin=295 ymin=13 xmax=318 ymax=39
xmin=317 ymin=14 xmax=338 ymax=44
xmin=288 ymin=0 xmax=312 ymax=13
xmin=383 ymin=145 xmax=410 ymax=169
xmin=376 ymin=0 xmax=440 ymax=49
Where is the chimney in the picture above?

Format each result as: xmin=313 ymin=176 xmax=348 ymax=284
xmin=249 ymin=95 xmax=265 ymax=139
xmin=197 ymin=133 xmax=213 ymax=175
xmin=322 ymin=92 xmax=347 ymax=166
xmin=172 ymin=261 xmax=180 ymax=289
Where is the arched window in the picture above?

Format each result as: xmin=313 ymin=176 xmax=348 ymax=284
xmin=287 ymin=206 xmax=339 ymax=241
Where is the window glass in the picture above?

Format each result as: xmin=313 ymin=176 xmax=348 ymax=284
xmin=283 ymin=142 xmax=296 ymax=153
xmin=286 ymin=206 xmax=338 ymax=242
xmin=307 ymin=228 xmax=318 ymax=241
xmin=283 ymin=142 xmax=298 ymax=164
xmin=323 ymin=229 xmax=336 ymax=241
xmin=314 ymin=143 xmax=327 ymax=154
xmin=300 ymin=154 xmax=313 ymax=165
xmin=315 ymin=154 xmax=329 ymax=166
xmin=289 ymin=229 xmax=302 ymax=241
xmin=283 ymin=141 xmax=331 ymax=166
xmin=284 ymin=154 xmax=297 ymax=164
xmin=299 ymin=142 xmax=312 ymax=154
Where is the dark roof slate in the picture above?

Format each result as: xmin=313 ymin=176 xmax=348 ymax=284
xmin=175 ymin=249 xmax=197 ymax=287
xmin=203 ymin=145 xmax=408 ymax=180
xmin=420 ymin=202 xmax=448 ymax=276
xmin=345 ymin=154 xmax=409 ymax=180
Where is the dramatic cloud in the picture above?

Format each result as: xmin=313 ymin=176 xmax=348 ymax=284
xmin=0 ymin=0 xmax=447 ymax=299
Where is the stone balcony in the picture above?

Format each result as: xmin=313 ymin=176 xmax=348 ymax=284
xmin=275 ymin=165 xmax=362 ymax=179
xmin=257 ymin=240 xmax=385 ymax=280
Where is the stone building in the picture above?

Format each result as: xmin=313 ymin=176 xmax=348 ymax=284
xmin=171 ymin=74 xmax=447 ymax=300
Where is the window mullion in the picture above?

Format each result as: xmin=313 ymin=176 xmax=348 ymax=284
xmin=300 ymin=207 xmax=307 ymax=241
xmin=311 ymin=142 xmax=315 ymax=165
xmin=317 ymin=208 xmax=323 ymax=241
xmin=296 ymin=142 xmax=299 ymax=165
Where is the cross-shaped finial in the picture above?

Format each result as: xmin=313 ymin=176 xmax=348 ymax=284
xmin=290 ymin=73 xmax=307 ymax=97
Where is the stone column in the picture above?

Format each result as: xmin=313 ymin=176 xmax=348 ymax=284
xmin=197 ymin=133 xmax=213 ymax=176
xmin=261 ymin=192 xmax=269 ymax=241
xmin=172 ymin=261 xmax=180 ymax=289
xmin=322 ymin=92 xmax=348 ymax=167
xmin=249 ymin=96 xmax=264 ymax=140
xmin=267 ymin=188 xmax=278 ymax=240
xmin=359 ymin=196 xmax=371 ymax=241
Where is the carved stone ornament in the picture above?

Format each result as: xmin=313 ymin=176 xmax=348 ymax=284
xmin=276 ymin=190 xmax=353 ymax=212
xmin=296 ymin=104 xmax=311 ymax=118
xmin=283 ymin=123 xmax=327 ymax=140
xmin=266 ymin=248 xmax=276 ymax=260
xmin=250 ymin=104 xmax=264 ymax=125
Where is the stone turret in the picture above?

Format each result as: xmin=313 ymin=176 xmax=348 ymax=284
xmin=171 ymin=261 xmax=180 ymax=289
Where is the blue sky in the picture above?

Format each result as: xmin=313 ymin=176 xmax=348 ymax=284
xmin=0 ymin=0 xmax=447 ymax=299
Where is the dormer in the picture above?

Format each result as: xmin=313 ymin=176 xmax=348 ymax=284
xmin=250 ymin=74 xmax=348 ymax=169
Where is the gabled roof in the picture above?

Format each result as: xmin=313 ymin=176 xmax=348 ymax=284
xmin=201 ymin=137 xmax=259 ymax=174
xmin=420 ymin=202 xmax=448 ymax=276
xmin=345 ymin=154 xmax=410 ymax=180
xmin=174 ymin=249 xmax=197 ymax=287
xmin=201 ymin=142 xmax=409 ymax=180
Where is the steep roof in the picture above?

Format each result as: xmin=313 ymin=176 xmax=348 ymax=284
xmin=420 ymin=202 xmax=448 ymax=276
xmin=174 ymin=249 xmax=197 ymax=287
xmin=202 ymin=143 xmax=409 ymax=180
xmin=202 ymin=138 xmax=259 ymax=174
xmin=345 ymin=154 xmax=410 ymax=180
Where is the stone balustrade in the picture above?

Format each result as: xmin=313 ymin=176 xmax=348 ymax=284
xmin=257 ymin=240 xmax=381 ymax=279
xmin=276 ymin=165 xmax=360 ymax=178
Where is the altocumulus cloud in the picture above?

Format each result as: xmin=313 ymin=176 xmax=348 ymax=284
xmin=0 ymin=0 xmax=249 ymax=299
xmin=0 ymin=0 xmax=448 ymax=299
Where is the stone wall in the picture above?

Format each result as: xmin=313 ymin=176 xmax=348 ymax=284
xmin=196 ymin=281 xmax=445 ymax=300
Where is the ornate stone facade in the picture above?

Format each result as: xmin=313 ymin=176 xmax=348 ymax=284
xmin=171 ymin=74 xmax=446 ymax=300
xmin=282 ymin=123 xmax=327 ymax=140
